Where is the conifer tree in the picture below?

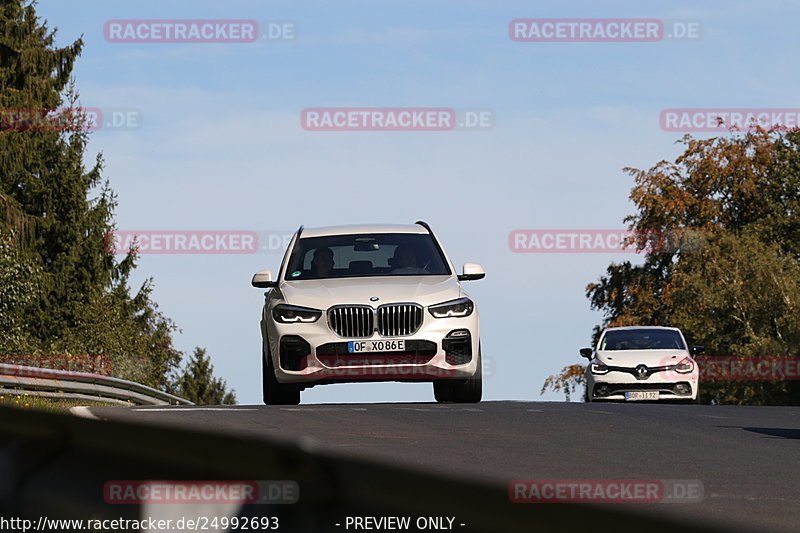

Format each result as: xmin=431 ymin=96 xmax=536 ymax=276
xmin=0 ymin=1 xmax=181 ymax=388
xmin=169 ymin=348 xmax=237 ymax=405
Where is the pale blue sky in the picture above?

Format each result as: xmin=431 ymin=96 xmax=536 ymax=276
xmin=35 ymin=1 xmax=800 ymax=403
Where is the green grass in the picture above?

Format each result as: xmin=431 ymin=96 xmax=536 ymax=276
xmin=0 ymin=393 xmax=123 ymax=412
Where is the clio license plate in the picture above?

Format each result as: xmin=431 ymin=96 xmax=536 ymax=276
xmin=625 ymin=391 xmax=659 ymax=401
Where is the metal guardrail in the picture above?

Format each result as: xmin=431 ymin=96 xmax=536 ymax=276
xmin=0 ymin=363 xmax=192 ymax=406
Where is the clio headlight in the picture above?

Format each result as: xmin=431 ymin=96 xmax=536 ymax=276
xmin=272 ymin=304 xmax=322 ymax=323
xmin=590 ymin=359 xmax=610 ymax=375
xmin=428 ymin=297 xmax=474 ymax=319
xmin=672 ymin=357 xmax=694 ymax=374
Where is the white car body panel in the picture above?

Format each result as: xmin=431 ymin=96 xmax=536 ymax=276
xmin=278 ymin=276 xmax=462 ymax=311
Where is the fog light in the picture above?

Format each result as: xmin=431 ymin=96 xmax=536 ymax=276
xmin=595 ymin=385 xmax=610 ymax=397
xmin=280 ymin=335 xmax=310 ymax=371
xmin=443 ymin=331 xmax=472 ymax=365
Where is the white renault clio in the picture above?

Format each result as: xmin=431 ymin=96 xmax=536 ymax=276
xmin=580 ymin=326 xmax=702 ymax=402
xmin=251 ymin=222 xmax=485 ymax=405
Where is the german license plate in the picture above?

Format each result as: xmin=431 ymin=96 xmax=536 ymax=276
xmin=348 ymin=339 xmax=405 ymax=353
xmin=625 ymin=391 xmax=659 ymax=401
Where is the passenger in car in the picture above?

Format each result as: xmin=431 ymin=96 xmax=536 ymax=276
xmin=390 ymin=245 xmax=418 ymax=269
xmin=310 ymin=247 xmax=335 ymax=278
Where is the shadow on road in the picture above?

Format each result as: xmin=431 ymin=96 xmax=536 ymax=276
xmin=721 ymin=426 xmax=800 ymax=439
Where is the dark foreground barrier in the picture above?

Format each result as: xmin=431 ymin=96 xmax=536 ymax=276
xmin=0 ymin=406 xmax=726 ymax=532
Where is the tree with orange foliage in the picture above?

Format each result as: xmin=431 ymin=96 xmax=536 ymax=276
xmin=543 ymin=129 xmax=800 ymax=404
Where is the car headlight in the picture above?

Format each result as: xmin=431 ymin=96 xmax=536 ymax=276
xmin=428 ymin=297 xmax=474 ymax=318
xmin=672 ymin=357 xmax=694 ymax=374
xmin=272 ymin=304 xmax=322 ymax=323
xmin=590 ymin=359 xmax=609 ymax=375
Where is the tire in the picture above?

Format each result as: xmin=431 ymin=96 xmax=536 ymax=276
xmin=262 ymin=346 xmax=300 ymax=405
xmin=433 ymin=346 xmax=482 ymax=403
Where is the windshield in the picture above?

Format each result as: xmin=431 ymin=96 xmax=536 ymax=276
xmin=599 ymin=329 xmax=686 ymax=351
xmin=284 ymin=233 xmax=451 ymax=280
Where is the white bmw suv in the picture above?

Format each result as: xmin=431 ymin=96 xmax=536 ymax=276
xmin=581 ymin=326 xmax=702 ymax=402
xmin=251 ymin=222 xmax=485 ymax=405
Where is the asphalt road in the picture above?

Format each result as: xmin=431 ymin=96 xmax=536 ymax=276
xmin=82 ymin=401 xmax=800 ymax=533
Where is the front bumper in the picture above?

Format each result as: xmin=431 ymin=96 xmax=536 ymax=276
xmin=262 ymin=310 xmax=480 ymax=385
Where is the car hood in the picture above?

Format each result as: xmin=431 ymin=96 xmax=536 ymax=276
xmin=596 ymin=349 xmax=690 ymax=368
xmin=279 ymin=275 xmax=462 ymax=309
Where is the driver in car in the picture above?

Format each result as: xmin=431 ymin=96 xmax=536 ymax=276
xmin=390 ymin=245 xmax=427 ymax=274
xmin=310 ymin=247 xmax=335 ymax=278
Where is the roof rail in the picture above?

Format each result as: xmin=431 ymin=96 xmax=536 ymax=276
xmin=414 ymin=220 xmax=433 ymax=233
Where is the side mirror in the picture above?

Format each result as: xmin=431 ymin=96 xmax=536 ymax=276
xmin=690 ymin=346 xmax=705 ymax=357
xmin=251 ymin=270 xmax=278 ymax=288
xmin=458 ymin=262 xmax=485 ymax=281
xmin=579 ymin=348 xmax=593 ymax=359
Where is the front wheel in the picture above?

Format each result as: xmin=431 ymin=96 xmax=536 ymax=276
xmin=433 ymin=346 xmax=482 ymax=403
xmin=262 ymin=347 xmax=300 ymax=405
